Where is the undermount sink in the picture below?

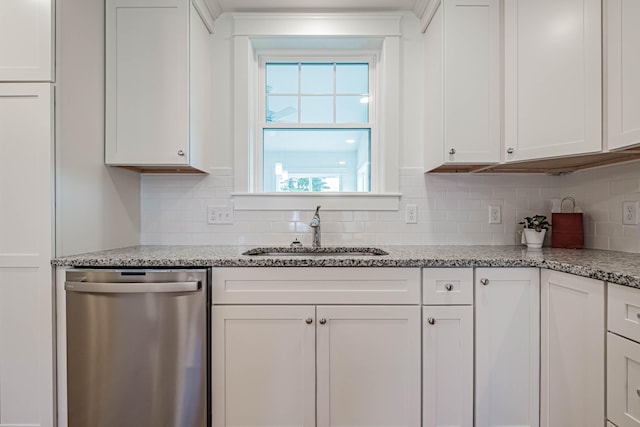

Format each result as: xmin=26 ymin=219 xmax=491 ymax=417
xmin=242 ymin=247 xmax=389 ymax=257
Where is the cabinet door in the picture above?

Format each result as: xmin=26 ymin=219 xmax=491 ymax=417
xmin=423 ymin=306 xmax=473 ymax=427
xmin=316 ymin=306 xmax=421 ymax=427
xmin=424 ymin=0 xmax=500 ymax=170
xmin=504 ymin=0 xmax=601 ymax=161
xmin=607 ymin=0 xmax=640 ymax=150
xmin=540 ymin=270 xmax=604 ymax=427
xmin=443 ymin=0 xmax=500 ymax=164
xmin=105 ymin=0 xmax=190 ymax=166
xmin=0 ymin=83 xmax=54 ymax=426
xmin=0 ymin=0 xmax=52 ymax=81
xmin=212 ymin=305 xmax=316 ymax=427
xmin=475 ymin=268 xmax=540 ymax=427
xmin=608 ymin=332 xmax=640 ymax=427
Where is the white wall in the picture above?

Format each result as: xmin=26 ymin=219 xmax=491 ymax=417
xmin=55 ymin=0 xmax=141 ymax=256
xmin=561 ymin=161 xmax=640 ymax=253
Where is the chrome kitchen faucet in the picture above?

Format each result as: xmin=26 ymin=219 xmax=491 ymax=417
xmin=310 ymin=205 xmax=321 ymax=248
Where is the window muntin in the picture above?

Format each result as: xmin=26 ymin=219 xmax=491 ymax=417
xmin=262 ymin=60 xmax=373 ymax=193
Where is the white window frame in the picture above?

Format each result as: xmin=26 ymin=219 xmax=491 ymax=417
xmin=231 ymin=13 xmax=402 ymax=211
xmin=257 ymin=54 xmax=377 ymax=193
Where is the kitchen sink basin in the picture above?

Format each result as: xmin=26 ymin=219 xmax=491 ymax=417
xmin=242 ymin=247 xmax=389 ymax=256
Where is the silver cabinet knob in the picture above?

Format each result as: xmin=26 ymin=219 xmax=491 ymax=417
xmin=319 ymin=318 xmax=327 ymax=325
xmin=480 ymin=278 xmax=489 ymax=286
xmin=445 ymin=283 xmax=454 ymax=291
xmin=427 ymin=317 xmax=436 ymax=325
xmin=449 ymin=148 xmax=456 ymax=155
xmin=177 ymin=149 xmax=185 ymax=156
xmin=305 ymin=318 xmax=313 ymax=324
xmin=506 ymin=147 xmax=515 ymax=154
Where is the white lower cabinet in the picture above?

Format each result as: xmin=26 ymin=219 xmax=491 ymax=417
xmin=212 ymin=305 xmax=316 ymax=427
xmin=423 ymin=305 xmax=473 ymax=427
xmin=540 ymin=270 xmax=605 ymax=427
xmin=608 ymin=283 xmax=640 ymax=427
xmin=211 ymin=267 xmax=422 ymax=427
xmin=475 ymin=268 xmax=540 ymax=427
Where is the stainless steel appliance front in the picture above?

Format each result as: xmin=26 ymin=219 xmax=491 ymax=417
xmin=65 ymin=269 xmax=209 ymax=427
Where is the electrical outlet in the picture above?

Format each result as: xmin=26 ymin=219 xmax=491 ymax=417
xmin=489 ymin=205 xmax=502 ymax=224
xmin=623 ymin=201 xmax=638 ymax=225
xmin=406 ymin=204 xmax=418 ymax=224
xmin=207 ymin=206 xmax=233 ymax=225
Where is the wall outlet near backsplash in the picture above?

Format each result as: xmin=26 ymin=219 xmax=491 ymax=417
xmin=208 ymin=206 xmax=233 ymax=225
xmin=623 ymin=201 xmax=638 ymax=225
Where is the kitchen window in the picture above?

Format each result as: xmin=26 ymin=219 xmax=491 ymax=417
xmin=231 ymin=14 xmax=402 ymax=211
xmin=261 ymin=60 xmax=373 ymax=193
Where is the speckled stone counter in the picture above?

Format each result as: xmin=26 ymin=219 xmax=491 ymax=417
xmin=52 ymin=245 xmax=640 ymax=288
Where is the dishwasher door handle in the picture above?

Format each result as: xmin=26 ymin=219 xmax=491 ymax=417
xmin=64 ymin=280 xmax=201 ymax=293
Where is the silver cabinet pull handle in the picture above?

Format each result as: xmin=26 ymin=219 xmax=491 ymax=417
xmin=637 ymin=388 xmax=640 ymax=398
xmin=507 ymin=147 xmax=515 ymax=154
xmin=445 ymin=283 xmax=454 ymax=291
xmin=449 ymin=148 xmax=456 ymax=155
xmin=305 ymin=318 xmax=313 ymax=324
xmin=319 ymin=318 xmax=327 ymax=325
xmin=427 ymin=317 xmax=436 ymax=325
xmin=480 ymin=278 xmax=489 ymax=286
xmin=177 ymin=149 xmax=185 ymax=156
xmin=636 ymin=313 xmax=640 ymax=320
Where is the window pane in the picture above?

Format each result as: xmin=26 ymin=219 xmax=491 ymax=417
xmin=266 ymin=96 xmax=298 ymax=123
xmin=300 ymin=63 xmax=333 ymax=94
xmin=336 ymin=96 xmax=368 ymax=123
xmin=336 ymin=63 xmax=368 ymax=94
xmin=300 ymin=96 xmax=333 ymax=123
xmin=263 ymin=129 xmax=371 ymax=193
xmin=266 ymin=63 xmax=298 ymax=94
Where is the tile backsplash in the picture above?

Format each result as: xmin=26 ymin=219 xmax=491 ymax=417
xmin=141 ymin=162 xmax=640 ymax=252
xmin=141 ymin=167 xmax=562 ymax=247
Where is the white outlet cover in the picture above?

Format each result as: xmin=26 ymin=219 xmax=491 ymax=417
xmin=489 ymin=205 xmax=502 ymax=224
xmin=623 ymin=201 xmax=639 ymax=225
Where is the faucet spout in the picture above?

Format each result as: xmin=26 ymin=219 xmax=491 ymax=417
xmin=309 ymin=205 xmax=321 ymax=248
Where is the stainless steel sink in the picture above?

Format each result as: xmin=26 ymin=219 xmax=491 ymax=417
xmin=242 ymin=247 xmax=389 ymax=256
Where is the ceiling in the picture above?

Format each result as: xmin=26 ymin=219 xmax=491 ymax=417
xmin=205 ymin=0 xmax=429 ymax=19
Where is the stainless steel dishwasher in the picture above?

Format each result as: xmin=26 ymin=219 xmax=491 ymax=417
xmin=65 ymin=269 xmax=209 ymax=427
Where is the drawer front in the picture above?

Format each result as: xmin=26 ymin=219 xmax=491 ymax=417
xmin=212 ymin=267 xmax=421 ymax=305
xmin=608 ymin=332 xmax=640 ymax=427
xmin=609 ymin=283 xmax=640 ymax=342
xmin=423 ymin=268 xmax=473 ymax=305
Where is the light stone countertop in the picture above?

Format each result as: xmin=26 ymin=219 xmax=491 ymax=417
xmin=52 ymin=245 xmax=640 ymax=288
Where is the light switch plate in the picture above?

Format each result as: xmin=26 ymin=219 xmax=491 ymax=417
xmin=208 ymin=206 xmax=233 ymax=225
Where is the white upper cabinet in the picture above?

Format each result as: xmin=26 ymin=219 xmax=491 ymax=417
xmin=0 ymin=0 xmax=53 ymax=81
xmin=504 ymin=0 xmax=602 ymax=162
xmin=606 ymin=0 xmax=640 ymax=151
xmin=105 ymin=0 xmax=214 ymax=173
xmin=424 ymin=0 xmax=501 ymax=171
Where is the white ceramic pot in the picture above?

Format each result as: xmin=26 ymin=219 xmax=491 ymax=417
xmin=523 ymin=229 xmax=546 ymax=249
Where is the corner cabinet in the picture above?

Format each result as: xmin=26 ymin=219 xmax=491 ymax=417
xmin=105 ymin=0 xmax=214 ymax=173
xmin=606 ymin=0 xmax=640 ymax=151
xmin=540 ymin=270 xmax=605 ymax=427
xmin=0 ymin=0 xmax=53 ymax=81
xmin=211 ymin=268 xmax=421 ymax=427
xmin=424 ymin=0 xmax=501 ymax=172
xmin=475 ymin=268 xmax=540 ymax=427
xmin=504 ymin=0 xmax=602 ymax=162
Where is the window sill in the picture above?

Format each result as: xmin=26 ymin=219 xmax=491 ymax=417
xmin=232 ymin=192 xmax=401 ymax=211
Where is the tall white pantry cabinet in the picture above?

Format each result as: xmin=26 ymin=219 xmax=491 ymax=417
xmin=0 ymin=1 xmax=55 ymax=427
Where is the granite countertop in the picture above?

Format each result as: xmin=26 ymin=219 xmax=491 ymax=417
xmin=52 ymin=245 xmax=640 ymax=288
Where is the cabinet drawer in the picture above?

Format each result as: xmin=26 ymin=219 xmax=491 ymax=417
xmin=608 ymin=332 xmax=640 ymax=427
xmin=609 ymin=283 xmax=640 ymax=342
xmin=212 ymin=267 xmax=421 ymax=305
xmin=423 ymin=268 xmax=473 ymax=305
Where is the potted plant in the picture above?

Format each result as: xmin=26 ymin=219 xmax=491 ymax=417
xmin=519 ymin=215 xmax=551 ymax=249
